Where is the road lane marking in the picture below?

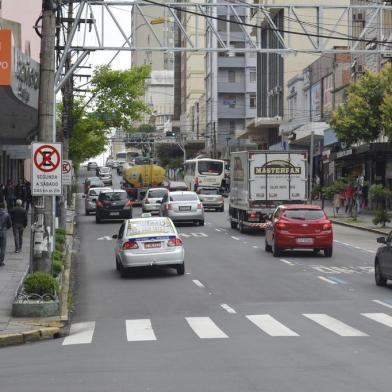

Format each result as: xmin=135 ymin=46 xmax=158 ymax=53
xmin=318 ymin=276 xmax=338 ymax=284
xmin=179 ymin=233 xmax=191 ymax=238
xmin=334 ymin=240 xmax=376 ymax=254
xmin=192 ymin=279 xmax=205 ymax=288
xmin=280 ymin=259 xmax=295 ymax=266
xmin=327 ymin=276 xmax=347 ymax=284
xmin=372 ymin=299 xmax=392 ymax=309
xmin=186 ymin=317 xmax=228 ymax=339
xmin=246 ymin=315 xmax=299 ymax=337
xmin=303 ymin=314 xmax=367 ymax=336
xmin=96 ymin=236 xmax=113 ymax=241
xmin=253 ymin=246 xmax=259 ymax=249
xmin=190 ymin=232 xmax=208 ymax=237
xmin=362 ymin=313 xmax=392 ymax=328
xmin=220 ymin=304 xmax=237 ymax=314
xmin=215 ymin=228 xmax=221 ymax=232
xmin=231 ymin=236 xmax=240 ymax=240
xmin=63 ymin=322 xmax=96 ymax=345
xmin=126 ymin=319 xmax=157 ymax=341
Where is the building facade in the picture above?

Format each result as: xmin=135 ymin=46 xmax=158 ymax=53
xmin=205 ymin=0 xmax=257 ymax=157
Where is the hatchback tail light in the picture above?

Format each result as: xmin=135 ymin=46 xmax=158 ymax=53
xmin=165 ymin=203 xmax=173 ymax=211
xmin=96 ymin=200 xmax=103 ymax=208
xmin=322 ymin=222 xmax=332 ymax=231
xmin=123 ymin=200 xmax=133 ymax=210
xmin=123 ymin=241 xmax=138 ymax=250
xmin=275 ymin=221 xmax=288 ymax=231
xmin=167 ymin=238 xmax=183 ymax=247
xmin=197 ymin=203 xmax=203 ymax=209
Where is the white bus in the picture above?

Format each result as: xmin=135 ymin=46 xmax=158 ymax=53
xmin=184 ymin=158 xmax=225 ymax=191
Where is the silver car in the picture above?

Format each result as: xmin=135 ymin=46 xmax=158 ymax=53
xmin=160 ymin=191 xmax=204 ymax=226
xmin=84 ymin=187 xmax=111 ymax=215
xmin=142 ymin=188 xmax=168 ymax=214
xmin=98 ymin=167 xmax=112 ymax=186
xmin=196 ymin=188 xmax=224 ymax=212
xmin=113 ymin=217 xmax=185 ymax=277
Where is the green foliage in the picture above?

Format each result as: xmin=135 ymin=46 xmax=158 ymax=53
xmin=128 ymin=124 xmax=156 ymax=134
xmin=24 ymin=272 xmax=60 ymax=296
xmin=52 ymin=259 xmax=63 ymax=277
xmin=91 ymin=65 xmax=151 ymax=131
xmin=329 ymin=64 xmax=392 ymax=145
xmin=322 ymin=178 xmax=348 ymax=200
xmin=52 ymin=250 xmax=63 ymax=262
xmin=369 ymin=184 xmax=391 ymax=203
xmin=372 ymin=209 xmax=392 ymax=228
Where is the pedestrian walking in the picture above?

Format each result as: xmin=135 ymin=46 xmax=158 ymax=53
xmin=24 ymin=180 xmax=32 ymax=213
xmin=10 ymin=199 xmax=27 ymax=253
xmin=333 ymin=190 xmax=345 ymax=217
xmin=0 ymin=202 xmax=12 ymax=266
xmin=5 ymin=180 xmax=14 ymax=210
xmin=344 ymin=183 xmax=354 ymax=216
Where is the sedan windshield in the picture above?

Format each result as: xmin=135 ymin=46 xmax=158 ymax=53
xmin=283 ymin=210 xmax=325 ymax=220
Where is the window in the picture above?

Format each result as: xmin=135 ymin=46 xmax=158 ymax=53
xmin=282 ymin=209 xmax=326 ymax=220
xmin=249 ymin=94 xmax=256 ymax=108
xmin=100 ymin=192 xmax=128 ymax=201
xmin=147 ymin=189 xmax=167 ymax=198
xmin=229 ymin=121 xmax=236 ymax=133
xmin=118 ymin=222 xmax=125 ymax=239
xmin=198 ymin=161 xmax=223 ymax=175
xmin=228 ymin=70 xmax=236 ymax=83
xmin=170 ymin=194 xmax=199 ymax=202
xmin=249 ymin=70 xmax=256 ymax=83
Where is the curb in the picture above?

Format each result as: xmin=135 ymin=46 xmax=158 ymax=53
xmin=0 ymin=326 xmax=61 ymax=348
xmin=330 ymin=219 xmax=390 ymax=235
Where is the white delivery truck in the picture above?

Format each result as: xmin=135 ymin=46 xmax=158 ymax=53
xmin=229 ymin=150 xmax=308 ymax=232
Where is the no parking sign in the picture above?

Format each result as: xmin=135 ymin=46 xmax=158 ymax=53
xmin=62 ymin=160 xmax=73 ymax=186
xmin=31 ymin=143 xmax=63 ymax=195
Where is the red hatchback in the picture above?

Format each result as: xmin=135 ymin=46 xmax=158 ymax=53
xmin=265 ymin=204 xmax=333 ymax=257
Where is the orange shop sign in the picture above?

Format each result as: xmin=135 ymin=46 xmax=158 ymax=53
xmin=0 ymin=30 xmax=12 ymax=86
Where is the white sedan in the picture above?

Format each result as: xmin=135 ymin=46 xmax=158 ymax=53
xmin=113 ymin=217 xmax=185 ymax=277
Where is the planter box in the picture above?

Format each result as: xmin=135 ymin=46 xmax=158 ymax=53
xmin=12 ymin=298 xmax=59 ymax=318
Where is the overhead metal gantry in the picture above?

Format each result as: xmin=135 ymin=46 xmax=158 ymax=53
xmin=55 ymin=1 xmax=392 ymax=92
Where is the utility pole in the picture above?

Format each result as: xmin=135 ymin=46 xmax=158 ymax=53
xmin=33 ymin=0 xmax=57 ymax=272
xmin=213 ymin=122 xmax=217 ymax=159
xmin=60 ymin=0 xmax=74 ymax=228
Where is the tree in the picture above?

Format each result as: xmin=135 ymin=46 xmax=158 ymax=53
xmin=67 ymin=100 xmax=108 ymax=170
xmin=328 ymin=64 xmax=392 ymax=145
xmin=329 ymin=70 xmax=386 ymax=146
xmin=90 ymin=65 xmax=151 ymax=131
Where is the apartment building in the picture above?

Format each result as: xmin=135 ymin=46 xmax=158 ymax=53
xmin=205 ymin=0 xmax=257 ymax=157
xmin=245 ymin=0 xmax=350 ymax=149
xmin=131 ymin=2 xmax=175 ymax=134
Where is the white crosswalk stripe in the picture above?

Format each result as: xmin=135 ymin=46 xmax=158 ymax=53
xmin=63 ymin=311 xmax=392 ymax=346
xmin=246 ymin=314 xmax=299 ymax=337
xmin=361 ymin=313 xmax=392 ymax=328
xmin=62 ymin=321 xmax=96 ymax=346
xmin=303 ymin=314 xmax=368 ymax=336
xmin=126 ymin=319 xmax=157 ymax=341
xmin=185 ymin=317 xmax=228 ymax=339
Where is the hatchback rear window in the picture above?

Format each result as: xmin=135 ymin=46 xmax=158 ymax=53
xmin=148 ymin=189 xmax=167 ymax=198
xmin=198 ymin=189 xmax=219 ymax=195
xmin=100 ymin=192 xmax=128 ymax=201
xmin=283 ymin=209 xmax=325 ymax=220
xmin=170 ymin=194 xmax=198 ymax=202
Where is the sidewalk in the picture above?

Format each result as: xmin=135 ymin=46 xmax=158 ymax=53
xmin=0 ymin=210 xmax=71 ymax=346
xmin=319 ymin=200 xmax=392 ymax=235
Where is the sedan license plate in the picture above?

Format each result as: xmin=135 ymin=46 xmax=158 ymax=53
xmin=110 ymin=212 xmax=120 ymax=216
xmin=144 ymin=242 xmax=161 ymax=249
xmin=179 ymin=206 xmax=191 ymax=211
xmin=296 ymin=237 xmax=314 ymax=244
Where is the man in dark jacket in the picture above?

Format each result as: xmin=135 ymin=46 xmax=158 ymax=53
xmin=0 ymin=202 xmax=12 ymax=266
xmin=10 ymin=199 xmax=27 ymax=253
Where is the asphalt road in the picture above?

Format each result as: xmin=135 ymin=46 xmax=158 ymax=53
xmin=1 ymin=168 xmax=392 ymax=392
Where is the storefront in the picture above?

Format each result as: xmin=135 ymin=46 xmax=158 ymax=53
xmin=329 ymin=143 xmax=392 ymax=187
xmin=0 ymin=29 xmax=39 ymax=183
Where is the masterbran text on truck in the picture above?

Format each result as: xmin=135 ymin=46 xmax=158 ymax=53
xmin=229 ymin=151 xmax=308 ymax=232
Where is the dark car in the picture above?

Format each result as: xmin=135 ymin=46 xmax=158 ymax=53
xmin=375 ymin=231 xmax=392 ymax=286
xmin=95 ymin=189 xmax=133 ymax=223
xmin=84 ymin=177 xmax=104 ymax=194
xmin=164 ymin=181 xmax=188 ymax=192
